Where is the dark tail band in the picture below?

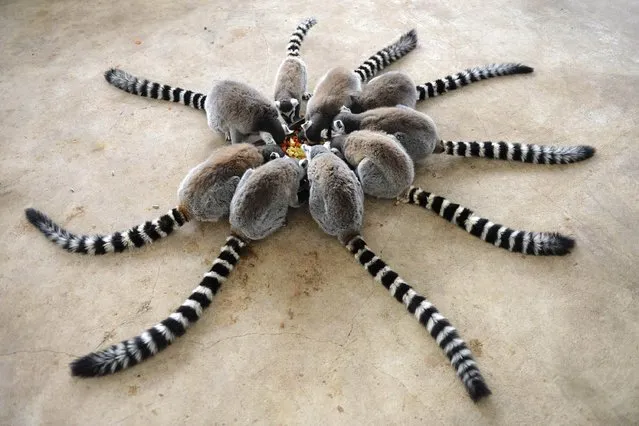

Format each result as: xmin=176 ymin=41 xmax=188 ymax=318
xmin=104 ymin=68 xmax=207 ymax=110
xmin=416 ymin=63 xmax=533 ymax=101
xmin=441 ymin=140 xmax=595 ymax=164
xmin=354 ymin=29 xmax=418 ymax=83
xmin=70 ymin=235 xmax=247 ymax=377
xmin=25 ymin=207 xmax=189 ymax=255
xmin=402 ymin=187 xmax=575 ymax=256
xmin=344 ymin=235 xmax=491 ymax=402
xmin=287 ymin=17 xmax=317 ymax=57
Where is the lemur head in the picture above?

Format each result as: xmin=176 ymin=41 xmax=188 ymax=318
xmin=299 ymin=112 xmax=333 ymax=144
xmin=275 ymin=99 xmax=300 ymax=125
xmin=258 ymin=113 xmax=289 ymax=146
xmin=257 ymin=144 xmax=286 ymax=163
xmin=301 ymin=143 xmax=331 ymax=161
xmin=332 ymin=105 xmax=359 ymax=135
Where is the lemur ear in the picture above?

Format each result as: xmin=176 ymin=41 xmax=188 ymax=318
xmin=275 ymin=101 xmax=280 ymax=108
xmin=333 ymin=120 xmax=345 ymax=131
xmin=270 ymin=152 xmax=280 ymax=160
xmin=330 ymin=148 xmax=341 ymax=156
xmin=320 ymin=129 xmax=329 ymax=140
xmin=323 ymin=141 xmax=332 ymax=149
xmin=340 ymin=105 xmax=352 ymax=113
xmin=299 ymin=158 xmax=308 ymax=169
xmin=290 ymin=98 xmax=299 ymax=108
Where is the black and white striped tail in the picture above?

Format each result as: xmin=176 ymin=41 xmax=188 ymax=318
xmin=104 ymin=68 xmax=207 ymax=110
xmin=402 ymin=187 xmax=575 ymax=256
xmin=287 ymin=17 xmax=317 ymax=57
xmin=70 ymin=235 xmax=247 ymax=377
xmin=25 ymin=207 xmax=189 ymax=255
xmin=416 ymin=63 xmax=534 ymax=101
xmin=441 ymin=140 xmax=595 ymax=164
xmin=345 ymin=235 xmax=491 ymax=402
xmin=354 ymin=29 xmax=418 ymax=83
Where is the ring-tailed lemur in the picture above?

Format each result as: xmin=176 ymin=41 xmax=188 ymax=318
xmin=104 ymin=70 xmax=287 ymax=145
xmin=25 ymin=144 xmax=284 ymax=255
xmin=229 ymin=156 xmax=307 ymax=241
xmin=352 ymin=71 xmax=418 ymax=111
xmin=351 ymin=64 xmax=534 ymax=112
xmin=400 ymin=186 xmax=575 ymax=255
xmin=303 ymin=144 xmax=490 ymax=402
xmin=70 ymin=156 xmax=307 ymax=377
xmin=333 ymin=105 xmax=441 ymax=163
xmin=333 ymin=106 xmax=596 ymax=164
xmin=300 ymin=67 xmax=362 ymax=143
xmin=329 ymin=130 xmax=415 ymax=199
xmin=274 ymin=17 xmax=317 ymax=124
xmin=353 ymin=29 xmax=418 ymax=83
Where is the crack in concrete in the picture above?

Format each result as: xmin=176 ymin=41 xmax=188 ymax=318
xmin=0 ymin=349 xmax=78 ymax=358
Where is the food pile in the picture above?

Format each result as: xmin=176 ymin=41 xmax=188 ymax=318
xmin=281 ymin=117 xmax=307 ymax=159
xmin=282 ymin=131 xmax=306 ymax=159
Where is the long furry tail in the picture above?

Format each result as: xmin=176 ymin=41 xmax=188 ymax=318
xmin=104 ymin=68 xmax=207 ymax=110
xmin=416 ymin=63 xmax=533 ymax=101
xmin=401 ymin=187 xmax=575 ymax=255
xmin=344 ymin=235 xmax=491 ymax=402
xmin=287 ymin=17 xmax=318 ymax=57
xmin=440 ymin=140 xmax=595 ymax=164
xmin=354 ymin=29 xmax=418 ymax=83
xmin=70 ymin=235 xmax=247 ymax=377
xmin=25 ymin=207 xmax=189 ymax=255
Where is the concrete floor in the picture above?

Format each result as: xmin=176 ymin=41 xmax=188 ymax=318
xmin=1 ymin=0 xmax=637 ymax=424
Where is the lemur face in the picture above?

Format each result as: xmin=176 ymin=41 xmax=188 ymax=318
xmin=275 ymin=99 xmax=300 ymax=125
xmin=299 ymin=113 xmax=332 ymax=144
xmin=332 ymin=119 xmax=346 ymax=135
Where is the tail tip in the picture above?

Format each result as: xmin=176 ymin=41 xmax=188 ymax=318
xmin=548 ymin=234 xmax=575 ymax=255
xmin=558 ymin=235 xmax=576 ymax=252
xmin=579 ymin=145 xmax=596 ymax=160
xmin=104 ymin=68 xmax=117 ymax=83
xmin=401 ymin=28 xmax=418 ymax=46
xmin=468 ymin=379 xmax=492 ymax=402
xmin=69 ymin=356 xmax=100 ymax=378
xmin=515 ymin=64 xmax=534 ymax=74
xmin=25 ymin=207 xmax=46 ymax=227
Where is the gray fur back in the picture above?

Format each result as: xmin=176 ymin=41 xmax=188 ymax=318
xmin=307 ymin=146 xmax=364 ymax=241
xmin=274 ymin=57 xmax=307 ymax=101
xmin=357 ymin=72 xmax=418 ymax=110
xmin=303 ymin=68 xmax=362 ymax=142
xmin=177 ymin=144 xmax=265 ymax=222
xmin=335 ymin=106 xmax=439 ymax=162
xmin=334 ymin=130 xmax=415 ymax=199
xmin=205 ymin=80 xmax=279 ymax=136
xmin=229 ymin=157 xmax=303 ymax=241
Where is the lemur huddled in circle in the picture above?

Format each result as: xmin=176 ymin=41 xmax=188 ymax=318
xmin=26 ymin=144 xmax=306 ymax=377
xmin=328 ymin=111 xmax=592 ymax=256
xmin=302 ymin=144 xmax=491 ymax=402
xmin=25 ymin=143 xmax=286 ymax=255
xmin=332 ymin=104 xmax=596 ymax=165
xmin=273 ymin=17 xmax=317 ymax=124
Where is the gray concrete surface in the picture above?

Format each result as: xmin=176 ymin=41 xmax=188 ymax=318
xmin=1 ymin=0 xmax=637 ymax=424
